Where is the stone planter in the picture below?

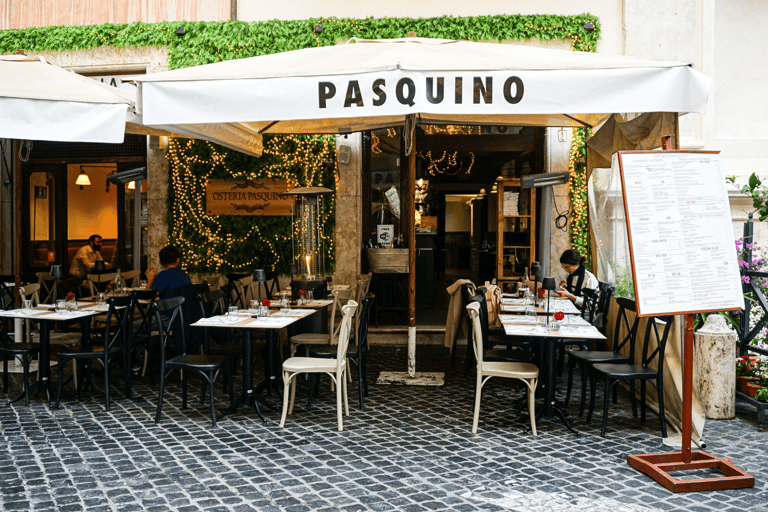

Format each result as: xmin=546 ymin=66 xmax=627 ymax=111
xmin=695 ymin=315 xmax=737 ymax=419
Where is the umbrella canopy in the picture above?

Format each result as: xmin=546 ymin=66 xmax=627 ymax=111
xmin=0 ymin=54 xmax=132 ymax=143
xmin=135 ymin=37 xmax=712 ymax=133
xmin=0 ymin=54 xmax=263 ymax=155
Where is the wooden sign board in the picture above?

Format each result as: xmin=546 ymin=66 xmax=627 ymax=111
xmin=617 ymin=150 xmax=743 ymax=317
xmin=206 ymin=179 xmax=291 ymax=216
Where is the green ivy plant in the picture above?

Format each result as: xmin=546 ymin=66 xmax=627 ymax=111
xmin=728 ymin=173 xmax=768 ymax=221
xmin=1 ymin=14 xmax=600 ymax=273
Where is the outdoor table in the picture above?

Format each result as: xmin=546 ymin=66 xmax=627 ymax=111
xmin=499 ymin=313 xmax=605 ymax=435
xmin=0 ymin=307 xmax=97 ymax=405
xmin=191 ymin=307 xmax=318 ymax=421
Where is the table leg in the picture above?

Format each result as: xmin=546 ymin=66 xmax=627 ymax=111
xmin=534 ymin=337 xmax=580 ymax=436
xmin=29 ymin=321 xmax=53 ymax=405
xmin=218 ymin=329 xmax=265 ymax=421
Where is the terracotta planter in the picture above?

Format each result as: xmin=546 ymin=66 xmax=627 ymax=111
xmin=746 ymin=382 xmax=762 ymax=399
xmin=737 ymin=376 xmax=753 ymax=394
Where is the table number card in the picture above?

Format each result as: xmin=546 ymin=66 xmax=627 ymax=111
xmin=617 ymin=151 xmax=743 ymax=316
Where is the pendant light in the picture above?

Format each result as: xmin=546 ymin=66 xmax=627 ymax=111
xmin=75 ymin=166 xmax=91 ymax=190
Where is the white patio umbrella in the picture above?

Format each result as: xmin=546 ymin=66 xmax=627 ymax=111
xmin=0 ymin=54 xmax=263 ymax=156
xmin=133 ymin=37 xmax=712 ymax=379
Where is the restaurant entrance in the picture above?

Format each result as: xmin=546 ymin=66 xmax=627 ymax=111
xmin=362 ymin=126 xmax=544 ymax=326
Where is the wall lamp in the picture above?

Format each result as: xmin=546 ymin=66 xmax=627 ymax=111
xmin=75 ymin=166 xmax=91 ymax=189
xmin=521 ymin=171 xmax=569 ymax=189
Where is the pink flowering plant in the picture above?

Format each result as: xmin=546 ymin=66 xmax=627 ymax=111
xmin=735 ymin=237 xmax=768 ymax=348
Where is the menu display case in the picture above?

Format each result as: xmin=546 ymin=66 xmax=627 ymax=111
xmin=495 ymin=177 xmax=536 ymax=292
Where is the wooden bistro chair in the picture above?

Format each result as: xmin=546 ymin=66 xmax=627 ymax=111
xmin=280 ymin=301 xmax=357 ymax=431
xmin=467 ymin=301 xmax=539 ymax=435
xmin=0 ymin=288 xmax=40 ymax=406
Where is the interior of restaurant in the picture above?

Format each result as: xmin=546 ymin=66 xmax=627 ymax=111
xmin=363 ymin=125 xmax=545 ymax=326
xmin=20 ymin=137 xmax=148 ymax=275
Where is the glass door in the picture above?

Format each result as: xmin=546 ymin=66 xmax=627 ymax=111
xmin=22 ymin=164 xmax=67 ymax=271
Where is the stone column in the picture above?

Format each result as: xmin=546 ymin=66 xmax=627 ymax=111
xmin=146 ymin=137 xmax=169 ymax=270
xmin=333 ymin=133 xmax=362 ymax=286
xmin=695 ymin=314 xmax=737 ymax=419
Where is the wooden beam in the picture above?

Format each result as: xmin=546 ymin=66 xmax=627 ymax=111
xmin=415 ymin=132 xmax=536 ymax=153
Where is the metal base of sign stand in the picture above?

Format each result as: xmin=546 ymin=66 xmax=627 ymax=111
xmin=627 ymin=451 xmax=754 ymax=492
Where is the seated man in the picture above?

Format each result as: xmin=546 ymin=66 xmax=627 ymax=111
xmin=146 ymin=245 xmax=191 ymax=301
xmin=69 ymin=234 xmax=110 ymax=278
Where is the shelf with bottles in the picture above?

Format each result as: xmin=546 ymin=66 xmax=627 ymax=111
xmin=495 ymin=178 xmax=536 ymax=284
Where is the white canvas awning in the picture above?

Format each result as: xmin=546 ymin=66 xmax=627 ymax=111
xmin=0 ymin=54 xmax=263 ymax=155
xmin=135 ymin=37 xmax=712 ymax=133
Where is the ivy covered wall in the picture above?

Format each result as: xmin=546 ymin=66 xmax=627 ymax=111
xmin=0 ymin=13 xmax=600 ymax=273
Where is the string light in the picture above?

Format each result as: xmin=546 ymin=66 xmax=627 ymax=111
xmin=420 ymin=150 xmax=475 ymax=177
xmin=166 ymin=135 xmax=336 ymax=273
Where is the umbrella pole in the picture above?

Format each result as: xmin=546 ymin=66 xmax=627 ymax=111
xmin=407 ymin=132 xmax=416 ymax=378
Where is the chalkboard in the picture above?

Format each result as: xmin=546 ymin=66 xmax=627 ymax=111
xmin=616 ymin=150 xmax=743 ymax=317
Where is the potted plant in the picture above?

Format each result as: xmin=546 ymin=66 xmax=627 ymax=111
xmin=755 ymin=387 xmax=768 ymax=403
xmin=736 ymin=356 xmax=759 ymax=394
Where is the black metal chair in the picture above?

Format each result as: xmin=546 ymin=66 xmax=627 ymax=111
xmin=588 ymin=314 xmax=674 ymax=437
xmin=309 ymin=293 xmax=375 ymax=410
xmin=564 ymin=297 xmax=639 ymax=416
xmin=264 ymin=271 xmax=281 ymax=301
xmin=128 ymin=289 xmax=158 ymax=386
xmin=54 ymin=295 xmax=132 ymax=411
xmin=153 ymin=296 xmax=233 ymax=426
xmin=0 ymin=288 xmax=41 ymax=406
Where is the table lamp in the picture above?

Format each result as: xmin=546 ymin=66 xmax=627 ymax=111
xmin=50 ymin=265 xmax=63 ymax=301
xmin=530 ymin=261 xmax=542 ymax=304
xmin=92 ymin=260 xmax=106 ymax=273
xmin=253 ymin=269 xmax=266 ymax=302
xmin=541 ymin=277 xmax=557 ymax=326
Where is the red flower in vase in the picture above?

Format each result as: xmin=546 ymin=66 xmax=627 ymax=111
xmin=65 ymin=292 xmax=75 ymax=300
xmin=261 ymin=299 xmax=271 ymax=307
xmin=554 ymin=311 xmax=565 ymax=321
xmin=106 ymin=283 xmax=113 ymax=291
xmin=538 ymin=288 xmax=546 ymax=298
xmin=299 ymin=289 xmax=306 ymax=295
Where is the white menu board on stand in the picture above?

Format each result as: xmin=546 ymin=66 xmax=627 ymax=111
xmin=617 ymin=151 xmax=743 ymax=317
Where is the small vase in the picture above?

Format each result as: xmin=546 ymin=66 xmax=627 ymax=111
xmin=747 ymin=382 xmax=761 ymax=399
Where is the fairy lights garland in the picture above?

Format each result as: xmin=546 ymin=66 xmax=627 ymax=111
xmin=567 ymin=128 xmax=591 ymax=264
xmin=167 ymin=135 xmax=337 ymax=274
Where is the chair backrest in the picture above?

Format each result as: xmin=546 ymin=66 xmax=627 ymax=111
xmin=613 ymin=297 xmax=640 ymax=360
xmin=264 ymin=271 xmax=280 ymax=300
xmin=19 ymin=283 xmax=40 ymax=305
xmin=469 ymin=293 xmax=492 ymax=349
xmin=0 ymin=288 xmax=9 ymax=311
xmin=201 ymin=275 xmax=223 ymax=291
xmin=236 ymin=275 xmax=254 ymax=307
xmin=87 ymin=272 xmax=118 ymax=295
xmin=152 ymin=296 xmax=186 ymax=358
xmin=334 ymin=300 xmax=358 ymax=372
xmin=176 ymin=283 xmax=209 ymax=353
xmin=102 ymin=295 xmax=132 ymax=354
xmin=355 ymin=273 xmax=372 ymax=303
xmin=466 ymin=302 xmax=485 ymax=372
xmin=199 ymin=289 xmax=226 ymax=317
xmin=121 ymin=269 xmax=141 ymax=288
xmin=593 ymin=282 xmax=615 ymax=333
xmin=580 ymin=287 xmax=599 ymax=323
xmin=129 ymin=289 xmax=158 ymax=342
xmin=59 ymin=276 xmax=83 ymax=300
xmin=220 ymin=282 xmax=237 ymax=309
xmin=641 ymin=315 xmax=674 ymax=372
xmin=353 ymin=293 xmax=374 ymax=356
xmin=36 ymin=272 xmax=56 ymax=303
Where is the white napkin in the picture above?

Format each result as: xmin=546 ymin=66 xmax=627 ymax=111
xmin=272 ymin=309 xmax=312 ymax=317
xmin=504 ymin=324 xmax=548 ymax=336
xmin=307 ymin=300 xmax=333 ymax=307
xmin=194 ymin=316 xmax=238 ymax=326
xmin=82 ymin=304 xmax=111 ymax=312
xmin=500 ymin=298 xmax=526 ymax=305
xmin=0 ymin=309 xmax=48 ymax=318
xmin=500 ymin=305 xmax=527 ymax=313
xmin=41 ymin=311 xmax=96 ymax=321
xmin=558 ymin=325 xmax=602 ymax=337
xmin=500 ymin=315 xmax=540 ymax=325
xmin=246 ymin=317 xmax=293 ymax=328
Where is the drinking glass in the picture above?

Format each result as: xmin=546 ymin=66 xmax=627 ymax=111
xmin=22 ymin=299 xmax=32 ymax=313
xmin=227 ymin=306 xmax=239 ymax=322
xmin=55 ymin=299 xmax=66 ymax=312
xmin=66 ymin=299 xmax=77 ymax=313
xmin=97 ymin=293 xmax=106 ymax=304
xmin=555 ymin=307 xmax=568 ymax=327
xmin=525 ymin=305 xmax=537 ymax=324
xmin=114 ymin=281 xmax=123 ymax=296
xmin=306 ymin=291 xmax=314 ymax=303
xmin=258 ymin=305 xmax=270 ymax=318
xmin=139 ymin=279 xmax=148 ymax=289
xmin=249 ymin=300 xmax=259 ymax=313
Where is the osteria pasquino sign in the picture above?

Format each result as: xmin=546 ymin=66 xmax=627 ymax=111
xmin=206 ymin=179 xmax=292 ymax=216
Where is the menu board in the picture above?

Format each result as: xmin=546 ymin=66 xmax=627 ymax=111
xmin=617 ymin=151 xmax=743 ymax=317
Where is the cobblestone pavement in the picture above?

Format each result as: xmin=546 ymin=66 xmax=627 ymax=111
xmin=0 ymin=346 xmax=766 ymax=511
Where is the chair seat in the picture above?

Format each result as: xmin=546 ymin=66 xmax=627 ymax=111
xmin=567 ymin=350 xmax=629 ymax=364
xmin=485 ymin=348 xmax=535 ymax=363
xmin=166 ymin=354 xmax=231 ymax=370
xmin=290 ymin=332 xmax=332 ymax=344
xmin=59 ymin=345 xmax=120 ymax=356
xmin=0 ymin=343 xmax=40 ymax=354
xmin=283 ymin=356 xmax=345 ymax=373
xmin=592 ymin=363 xmax=657 ymax=380
xmin=482 ymin=361 xmax=539 ymax=379
xmin=308 ymin=344 xmax=355 ymax=358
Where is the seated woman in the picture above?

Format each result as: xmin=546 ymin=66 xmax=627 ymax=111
xmin=555 ymin=249 xmax=598 ymax=308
